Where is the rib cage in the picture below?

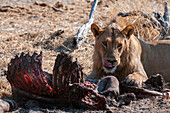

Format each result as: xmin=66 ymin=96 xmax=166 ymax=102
xmin=7 ymin=52 xmax=107 ymax=110
xmin=7 ymin=52 xmax=53 ymax=96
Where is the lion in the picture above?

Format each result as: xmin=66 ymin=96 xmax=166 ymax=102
xmin=86 ymin=23 xmax=170 ymax=85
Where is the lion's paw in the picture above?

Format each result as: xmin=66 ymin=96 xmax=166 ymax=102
xmin=125 ymin=72 xmax=148 ymax=87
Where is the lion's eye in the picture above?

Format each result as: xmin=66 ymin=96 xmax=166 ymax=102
xmin=102 ymin=41 xmax=107 ymax=48
xmin=117 ymin=43 xmax=122 ymax=49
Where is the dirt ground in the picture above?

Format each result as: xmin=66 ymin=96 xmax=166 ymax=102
xmin=0 ymin=0 xmax=170 ymax=112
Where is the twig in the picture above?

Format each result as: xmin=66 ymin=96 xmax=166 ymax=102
xmin=34 ymin=1 xmax=48 ymax=7
xmin=73 ymin=0 xmax=98 ymax=49
xmin=52 ymin=7 xmax=63 ymax=12
xmin=50 ymin=30 xmax=64 ymax=38
xmin=153 ymin=2 xmax=169 ymax=40
xmin=118 ymin=11 xmax=161 ymax=27
xmin=163 ymin=2 xmax=169 ymax=25
xmin=153 ymin=2 xmax=169 ymax=28
xmin=34 ymin=1 xmax=63 ymax=13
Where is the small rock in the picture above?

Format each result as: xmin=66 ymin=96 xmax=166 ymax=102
xmin=54 ymin=2 xmax=64 ymax=8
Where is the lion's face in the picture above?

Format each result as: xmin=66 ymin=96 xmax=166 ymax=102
xmin=91 ymin=24 xmax=134 ymax=74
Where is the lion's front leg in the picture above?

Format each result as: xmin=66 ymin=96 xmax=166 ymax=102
xmin=125 ymin=72 xmax=148 ymax=87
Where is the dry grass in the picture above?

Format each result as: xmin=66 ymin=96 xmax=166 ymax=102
xmin=0 ymin=0 xmax=169 ymax=111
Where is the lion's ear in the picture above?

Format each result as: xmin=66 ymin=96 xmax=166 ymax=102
xmin=91 ymin=23 xmax=105 ymax=38
xmin=122 ymin=25 xmax=134 ymax=39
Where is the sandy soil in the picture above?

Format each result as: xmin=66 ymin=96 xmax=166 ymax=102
xmin=0 ymin=0 xmax=170 ymax=112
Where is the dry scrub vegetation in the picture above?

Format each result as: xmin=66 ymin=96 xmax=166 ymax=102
xmin=0 ymin=0 xmax=170 ymax=112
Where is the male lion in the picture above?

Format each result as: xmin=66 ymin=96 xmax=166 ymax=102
xmin=86 ymin=23 xmax=170 ymax=85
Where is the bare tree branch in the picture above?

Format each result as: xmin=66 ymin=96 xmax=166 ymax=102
xmin=73 ymin=0 xmax=98 ymax=49
xmin=118 ymin=11 xmax=161 ymax=27
xmin=153 ymin=2 xmax=169 ymax=40
xmin=163 ymin=2 xmax=169 ymax=24
xmin=118 ymin=2 xmax=170 ymax=40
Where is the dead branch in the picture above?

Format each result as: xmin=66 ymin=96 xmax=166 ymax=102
xmin=118 ymin=11 xmax=161 ymax=27
xmin=0 ymin=6 xmax=13 ymax=12
xmin=163 ymin=2 xmax=169 ymax=23
xmin=50 ymin=30 xmax=64 ymax=39
xmin=34 ymin=1 xmax=63 ymax=12
xmin=73 ymin=0 xmax=98 ymax=49
xmin=153 ymin=2 xmax=169 ymax=28
xmin=153 ymin=2 xmax=169 ymax=40
xmin=118 ymin=2 xmax=170 ymax=40
xmin=34 ymin=1 xmax=48 ymax=7
xmin=52 ymin=7 xmax=63 ymax=12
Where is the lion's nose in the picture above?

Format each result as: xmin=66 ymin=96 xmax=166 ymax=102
xmin=107 ymin=59 xmax=117 ymax=64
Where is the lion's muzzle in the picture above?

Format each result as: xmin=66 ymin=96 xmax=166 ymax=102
xmin=103 ymin=60 xmax=117 ymax=73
